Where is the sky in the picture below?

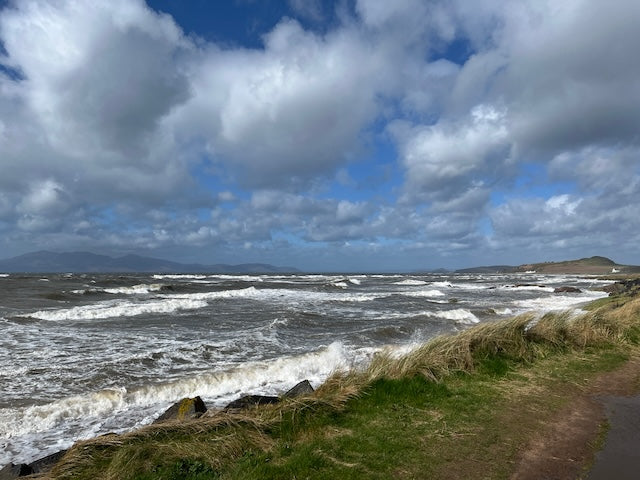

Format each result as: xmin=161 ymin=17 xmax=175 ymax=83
xmin=0 ymin=0 xmax=639 ymax=272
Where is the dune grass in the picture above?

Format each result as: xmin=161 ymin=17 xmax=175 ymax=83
xmin=48 ymin=295 xmax=640 ymax=480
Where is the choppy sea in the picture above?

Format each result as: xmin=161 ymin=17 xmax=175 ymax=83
xmin=0 ymin=272 xmax=611 ymax=465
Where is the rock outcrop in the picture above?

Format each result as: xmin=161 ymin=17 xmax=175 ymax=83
xmin=0 ymin=449 xmax=68 ymax=479
xmin=154 ymin=396 xmax=207 ymax=423
xmin=224 ymin=379 xmax=315 ymax=410
xmin=554 ymin=286 xmax=582 ymax=293
xmin=284 ymin=379 xmax=314 ymax=398
xmin=224 ymin=395 xmax=280 ymax=410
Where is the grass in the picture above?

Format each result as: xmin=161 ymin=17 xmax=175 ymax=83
xmin=48 ymin=294 xmax=640 ymax=480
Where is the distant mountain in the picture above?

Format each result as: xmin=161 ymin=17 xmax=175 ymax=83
xmin=455 ymin=265 xmax=518 ymax=274
xmin=0 ymin=251 xmax=300 ymax=274
xmin=456 ymin=256 xmax=640 ymax=275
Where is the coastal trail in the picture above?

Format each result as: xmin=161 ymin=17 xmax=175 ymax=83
xmin=511 ymin=354 xmax=640 ymax=480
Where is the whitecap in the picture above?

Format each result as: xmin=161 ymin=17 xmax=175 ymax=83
xmin=513 ymin=290 xmax=607 ymax=313
xmin=400 ymin=289 xmax=446 ymax=298
xmin=103 ymin=283 xmax=165 ymax=295
xmin=425 ymin=308 xmax=479 ymax=324
xmin=26 ymin=298 xmax=208 ymax=321
xmin=393 ymin=279 xmax=428 ymax=286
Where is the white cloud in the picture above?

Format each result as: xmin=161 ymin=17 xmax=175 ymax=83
xmin=391 ymin=103 xmax=511 ymax=203
xmin=178 ymin=18 xmax=385 ymax=189
xmin=1 ymin=0 xmax=640 ymax=268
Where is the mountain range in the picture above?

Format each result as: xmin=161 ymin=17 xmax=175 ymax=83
xmin=0 ymin=251 xmax=300 ymax=274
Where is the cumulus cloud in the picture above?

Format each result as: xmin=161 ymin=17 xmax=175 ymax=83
xmin=1 ymin=0 xmax=639 ymax=268
xmin=177 ymin=18 xmax=386 ymax=189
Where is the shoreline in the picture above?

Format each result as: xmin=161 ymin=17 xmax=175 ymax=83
xmin=3 ymin=277 xmax=639 ymax=478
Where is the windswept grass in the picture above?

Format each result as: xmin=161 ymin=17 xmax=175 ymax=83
xmin=48 ymin=295 xmax=640 ymax=480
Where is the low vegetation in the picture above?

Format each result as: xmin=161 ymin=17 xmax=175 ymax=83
xmin=48 ymin=290 xmax=640 ymax=480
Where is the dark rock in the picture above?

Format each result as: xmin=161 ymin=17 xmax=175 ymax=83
xmin=515 ymin=283 xmax=545 ymax=288
xmin=602 ymin=283 xmax=626 ymax=294
xmin=554 ymin=286 xmax=582 ymax=293
xmin=283 ymin=380 xmax=314 ymax=398
xmin=28 ymin=449 xmax=68 ymax=474
xmin=154 ymin=396 xmax=207 ymax=423
xmin=224 ymin=395 xmax=280 ymax=410
xmin=0 ymin=463 xmax=32 ymax=479
xmin=602 ymin=279 xmax=640 ymax=296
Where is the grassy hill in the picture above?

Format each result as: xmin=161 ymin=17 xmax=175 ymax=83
xmin=517 ymin=256 xmax=637 ymax=274
xmin=457 ymin=256 xmax=640 ymax=275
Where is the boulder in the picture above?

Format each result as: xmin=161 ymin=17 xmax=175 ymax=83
xmin=224 ymin=395 xmax=280 ymax=410
xmin=0 ymin=463 xmax=32 ymax=480
xmin=154 ymin=396 xmax=207 ymax=423
xmin=28 ymin=449 xmax=68 ymax=474
xmin=283 ymin=380 xmax=314 ymax=398
xmin=554 ymin=286 xmax=582 ymax=293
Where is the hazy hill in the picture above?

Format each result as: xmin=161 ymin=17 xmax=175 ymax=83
xmin=457 ymin=256 xmax=640 ymax=275
xmin=0 ymin=251 xmax=300 ymax=274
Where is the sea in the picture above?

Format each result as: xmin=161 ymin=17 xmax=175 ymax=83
xmin=0 ymin=272 xmax=612 ymax=466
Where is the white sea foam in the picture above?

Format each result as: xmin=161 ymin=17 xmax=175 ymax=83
xmin=104 ymin=283 xmax=165 ymax=295
xmin=400 ymin=289 xmax=446 ymax=298
xmin=333 ymin=282 xmax=349 ymax=288
xmin=513 ymin=290 xmax=607 ymax=313
xmin=169 ymin=287 xmax=379 ymax=304
xmin=153 ymin=274 xmax=208 ymax=280
xmin=425 ymin=308 xmax=479 ymax=323
xmin=0 ymin=274 xmax=9 ymax=278
xmin=393 ymin=279 xmax=428 ymax=286
xmin=495 ymin=308 xmax=514 ymax=315
xmin=501 ymin=284 xmax=555 ymax=292
xmin=348 ymin=278 xmax=361 ymax=285
xmin=211 ymin=275 xmax=265 ymax=282
xmin=27 ymin=298 xmax=208 ymax=321
xmin=430 ymin=281 xmax=453 ymax=288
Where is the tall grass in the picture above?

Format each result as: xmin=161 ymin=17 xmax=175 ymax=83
xmin=49 ymin=296 xmax=640 ymax=480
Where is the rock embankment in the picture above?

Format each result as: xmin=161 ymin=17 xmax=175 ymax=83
xmin=601 ymin=278 xmax=640 ymax=296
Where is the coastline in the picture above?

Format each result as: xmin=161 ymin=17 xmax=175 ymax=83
xmin=3 ymin=277 xmax=639 ymax=479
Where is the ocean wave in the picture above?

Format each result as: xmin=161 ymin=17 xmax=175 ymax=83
xmin=168 ymin=287 xmax=379 ymax=304
xmin=152 ymin=274 xmax=208 ymax=280
xmin=399 ymin=289 xmax=446 ymax=298
xmin=103 ymin=283 xmax=165 ymax=295
xmin=26 ymin=298 xmax=209 ymax=321
xmin=393 ymin=279 xmax=428 ymax=286
xmin=425 ymin=308 xmax=479 ymax=324
xmin=513 ymin=290 xmax=607 ymax=313
xmin=0 ymin=341 xmax=373 ymax=465
xmin=501 ymin=284 xmax=555 ymax=292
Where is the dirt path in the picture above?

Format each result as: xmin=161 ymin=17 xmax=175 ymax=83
xmin=510 ymin=355 xmax=640 ymax=480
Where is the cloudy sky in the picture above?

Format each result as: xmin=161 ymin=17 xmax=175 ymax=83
xmin=0 ymin=0 xmax=639 ymax=271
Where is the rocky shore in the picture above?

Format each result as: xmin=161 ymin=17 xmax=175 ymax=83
xmin=0 ymin=380 xmax=314 ymax=479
